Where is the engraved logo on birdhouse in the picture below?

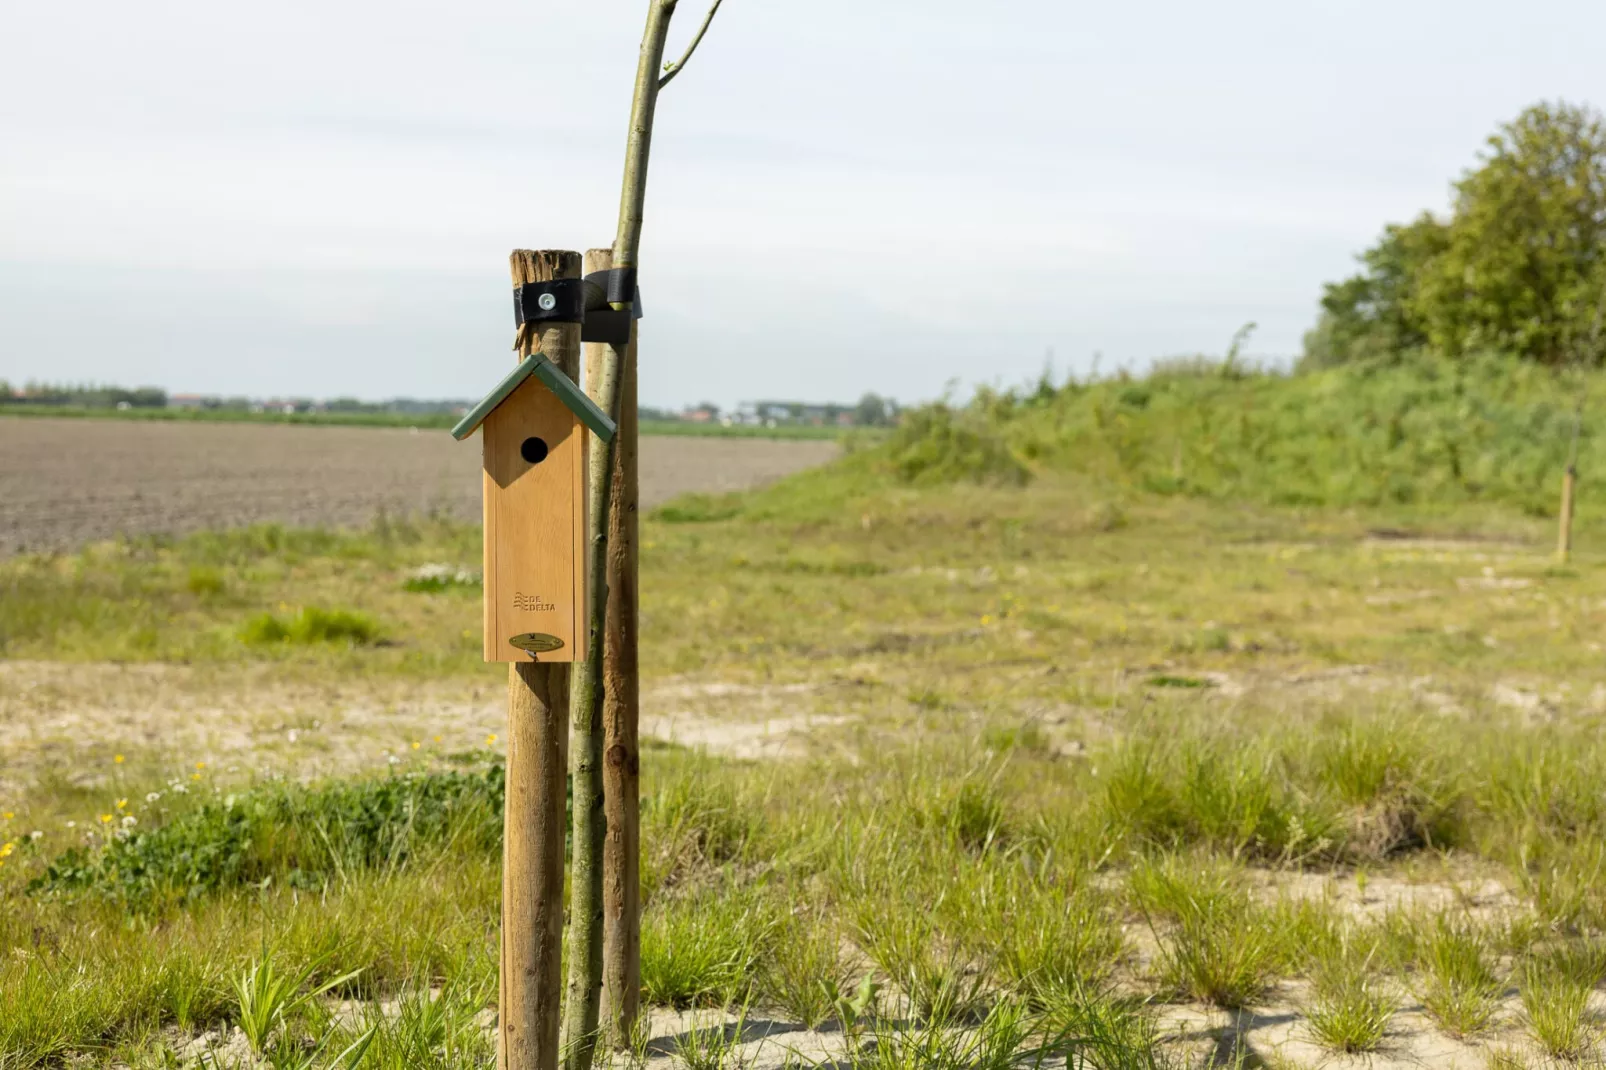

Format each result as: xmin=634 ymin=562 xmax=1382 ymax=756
xmin=513 ymin=592 xmax=556 ymax=612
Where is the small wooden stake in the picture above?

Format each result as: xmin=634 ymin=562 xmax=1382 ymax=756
xmin=583 ymin=249 xmax=642 ymax=1048
xmin=1559 ymin=465 xmax=1577 ymax=563
xmin=501 ymin=249 xmax=583 ymax=1070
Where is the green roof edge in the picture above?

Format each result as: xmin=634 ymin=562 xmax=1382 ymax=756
xmin=451 ymin=355 xmax=616 ymax=443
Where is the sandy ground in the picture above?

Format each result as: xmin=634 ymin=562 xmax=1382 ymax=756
xmin=0 ymin=417 xmax=839 ymax=556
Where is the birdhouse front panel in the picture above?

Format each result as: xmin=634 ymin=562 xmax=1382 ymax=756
xmin=481 ymin=375 xmax=587 ymax=663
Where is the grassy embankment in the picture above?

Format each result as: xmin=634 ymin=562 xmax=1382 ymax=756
xmin=0 ymin=403 xmax=849 ymax=440
xmin=5 ymin=356 xmax=1606 ymax=1066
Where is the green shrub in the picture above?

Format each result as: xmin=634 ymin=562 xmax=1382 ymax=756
xmin=881 ymin=404 xmax=1030 ymax=487
xmin=30 ymin=766 xmax=505 ymax=903
xmin=239 ymin=606 xmax=382 ymax=646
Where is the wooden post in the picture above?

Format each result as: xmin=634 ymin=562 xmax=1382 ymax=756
xmin=501 ymin=249 xmax=582 ymax=1070
xmin=1559 ymin=464 xmax=1577 ymax=563
xmin=584 ymin=248 xmax=642 ymax=1047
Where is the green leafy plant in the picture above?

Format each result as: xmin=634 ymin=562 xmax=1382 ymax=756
xmin=231 ymin=950 xmax=361 ymax=1055
xmin=31 ymin=765 xmax=505 ymax=903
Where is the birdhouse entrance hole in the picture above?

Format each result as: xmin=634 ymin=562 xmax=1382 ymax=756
xmin=521 ymin=437 xmax=550 ymax=464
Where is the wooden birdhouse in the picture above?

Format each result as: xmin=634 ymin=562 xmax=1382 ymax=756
xmin=452 ymin=354 xmax=615 ymax=663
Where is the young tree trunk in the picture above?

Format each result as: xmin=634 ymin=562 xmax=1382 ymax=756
xmin=583 ymin=249 xmax=642 ymax=1047
xmin=500 ymin=248 xmax=582 ymax=1070
xmin=565 ymin=4 xmax=719 ymax=1062
xmin=561 ymin=14 xmax=674 ymax=1064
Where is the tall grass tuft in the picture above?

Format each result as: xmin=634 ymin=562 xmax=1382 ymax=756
xmin=1133 ymin=855 xmax=1277 ymax=1008
xmin=641 ymin=885 xmax=775 ymax=1008
xmin=231 ymin=949 xmax=360 ymax=1054
xmin=760 ymin=911 xmax=852 ymax=1029
xmin=1520 ymin=949 xmax=1603 ymax=1060
xmin=239 ymin=606 xmax=382 ymax=646
xmin=1412 ymin=916 xmax=1503 ymax=1038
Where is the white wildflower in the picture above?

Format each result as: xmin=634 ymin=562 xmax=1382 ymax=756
xmin=146 ymin=792 xmax=161 ymax=803
xmin=121 ymin=815 xmax=137 ymax=828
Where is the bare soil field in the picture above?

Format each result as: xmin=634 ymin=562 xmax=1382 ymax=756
xmin=0 ymin=416 xmax=839 ymax=556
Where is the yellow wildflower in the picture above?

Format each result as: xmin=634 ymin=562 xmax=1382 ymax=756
xmin=115 ymin=798 xmax=128 ymax=810
xmin=0 ymin=842 xmax=14 ymax=858
xmin=113 ymin=755 xmax=125 ymax=764
xmin=2 ymin=812 xmax=13 ymax=821
xmin=411 ymin=741 xmax=421 ymax=750
xmin=99 ymin=814 xmax=113 ymax=824
xmin=433 ymin=735 xmax=442 ymax=743
xmin=195 ymin=762 xmax=206 ymax=771
xmin=486 ymin=734 xmax=499 ymax=746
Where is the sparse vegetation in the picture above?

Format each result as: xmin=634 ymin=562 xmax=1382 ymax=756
xmin=12 ymin=352 xmax=1606 ymax=1065
xmin=1413 ymin=917 xmax=1504 ymax=1038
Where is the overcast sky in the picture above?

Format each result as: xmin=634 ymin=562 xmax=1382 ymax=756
xmin=3 ymin=2 xmax=1604 ymax=409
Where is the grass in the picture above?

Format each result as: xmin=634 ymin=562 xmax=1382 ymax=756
xmin=1303 ymin=932 xmax=1395 ymax=1053
xmin=1412 ymin=917 xmax=1504 ymax=1038
xmin=1520 ymin=949 xmax=1603 ymax=1060
xmin=945 ymin=352 xmax=1606 ymax=518
xmin=1133 ymin=856 xmax=1279 ymax=1008
xmin=640 ymin=882 xmax=775 ymax=1008
xmin=17 ymin=356 xmax=1606 ymax=1063
xmin=239 ymin=606 xmax=383 ymax=646
xmin=760 ymin=912 xmax=852 ymax=1029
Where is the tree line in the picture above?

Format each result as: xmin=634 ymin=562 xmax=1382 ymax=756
xmin=1304 ymin=101 xmax=1606 ymax=369
xmin=1 ymin=381 xmax=168 ymax=408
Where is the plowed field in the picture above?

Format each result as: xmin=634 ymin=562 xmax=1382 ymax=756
xmin=0 ymin=417 xmax=838 ymax=555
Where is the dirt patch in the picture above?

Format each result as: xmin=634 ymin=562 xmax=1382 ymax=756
xmin=0 ymin=663 xmax=847 ymax=799
xmin=0 ymin=417 xmax=839 ymax=556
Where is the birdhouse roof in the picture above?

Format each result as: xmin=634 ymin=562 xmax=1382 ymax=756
xmin=451 ymin=354 xmax=615 ymax=443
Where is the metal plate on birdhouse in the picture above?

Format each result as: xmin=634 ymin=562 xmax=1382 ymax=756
xmin=509 ymin=632 xmax=565 ymax=656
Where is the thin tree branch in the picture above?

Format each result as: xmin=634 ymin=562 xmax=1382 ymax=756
xmin=657 ymin=0 xmax=722 ymax=89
